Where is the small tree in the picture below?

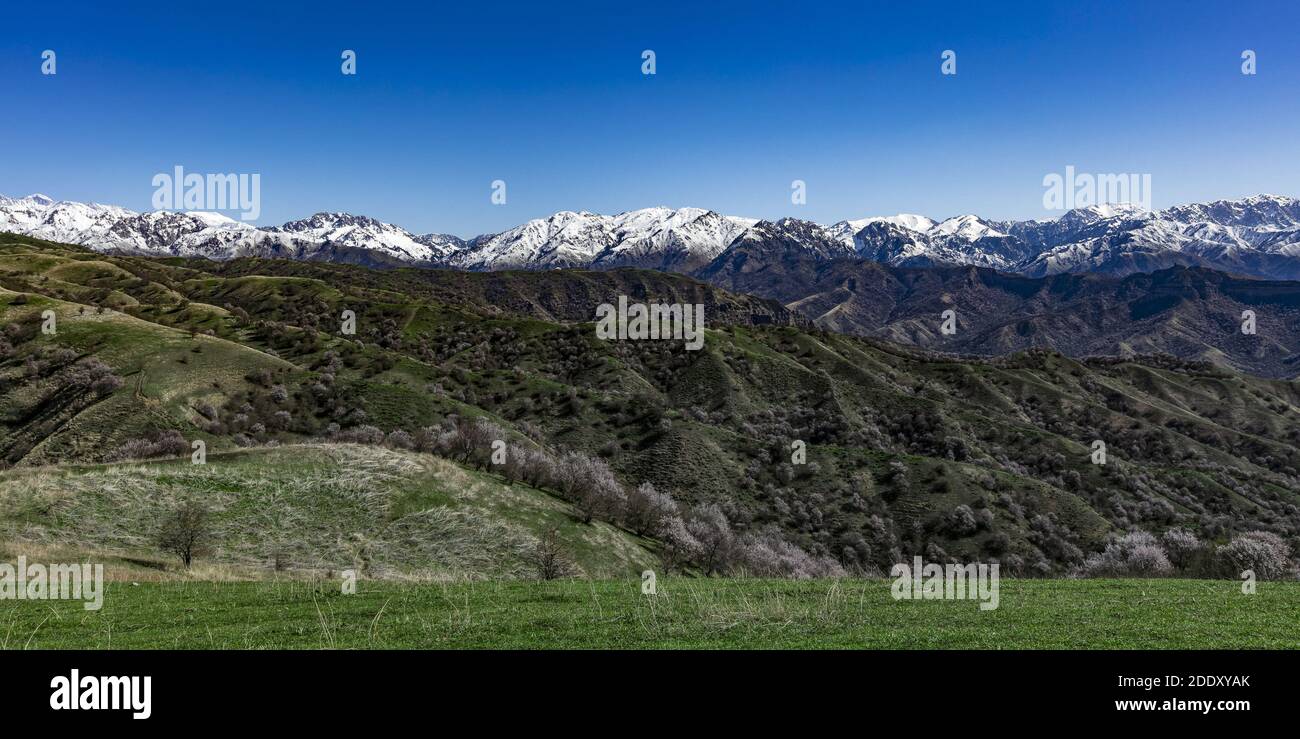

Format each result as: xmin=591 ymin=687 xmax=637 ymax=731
xmin=659 ymin=516 xmax=701 ymax=574
xmin=686 ymin=504 xmax=738 ymax=575
xmin=574 ymin=460 xmax=626 ymax=525
xmin=624 ymin=482 xmax=678 ymax=537
xmin=528 ymin=528 xmax=576 ymax=580
xmin=157 ymin=501 xmax=213 ymax=568
xmin=1160 ymin=528 xmax=1205 ymax=573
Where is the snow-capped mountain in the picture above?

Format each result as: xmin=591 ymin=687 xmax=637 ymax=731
xmin=732 ymin=218 xmax=855 ymax=260
xmin=0 ymin=196 xmax=458 ymax=265
xmin=1014 ymin=197 xmax=1300 ymax=279
xmin=826 ymin=213 xmax=935 ymax=246
xmin=0 ymin=195 xmax=136 ymax=247
xmin=6 ymin=192 xmax=1300 ymax=281
xmin=448 ymin=207 xmax=756 ymax=273
xmin=837 ymin=212 xmax=1033 ymax=271
xmin=0 ymin=197 xmax=754 ymax=272
xmin=272 ymin=212 xmax=463 ymax=262
xmin=817 ymin=196 xmax=1300 ymax=280
xmin=929 ymin=214 xmax=1007 ymax=240
xmin=695 ymin=217 xmax=856 ymax=285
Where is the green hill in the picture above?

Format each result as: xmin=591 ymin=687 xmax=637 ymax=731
xmin=0 ymin=443 xmax=655 ymax=580
xmin=1 ymin=232 xmax=1298 ymax=577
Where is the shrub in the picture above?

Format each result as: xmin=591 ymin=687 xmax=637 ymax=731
xmin=624 ymin=482 xmax=678 ymax=537
xmin=527 ymin=528 xmax=577 ymax=580
xmin=659 ymin=516 xmax=702 ymax=574
xmin=1079 ymin=531 xmax=1173 ymax=577
xmin=331 ymin=425 xmax=384 ymax=444
xmin=385 ymin=429 xmax=414 ymax=450
xmin=738 ymin=528 xmax=846 ymax=578
xmin=1215 ymin=531 xmax=1294 ymax=580
xmin=572 ymin=455 xmax=626 ymax=525
xmin=1159 ymin=528 xmax=1205 ymax=572
xmin=107 ymin=430 xmax=189 ymax=461
xmin=945 ymin=505 xmax=978 ymax=537
xmin=270 ymin=410 xmax=292 ymax=431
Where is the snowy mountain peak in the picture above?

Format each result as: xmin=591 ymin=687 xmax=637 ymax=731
xmin=271 ymin=211 xmax=457 ymax=262
xmin=930 ymin=214 xmax=1007 ymax=240
xmin=448 ymin=206 xmax=758 ymax=272
xmin=846 ymin=213 xmax=936 ymax=233
xmin=1079 ymin=202 xmax=1148 ymax=218
xmin=6 ymin=192 xmax=1300 ymax=281
xmin=730 ymin=218 xmax=854 ymax=260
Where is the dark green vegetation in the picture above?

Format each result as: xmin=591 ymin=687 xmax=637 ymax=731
xmin=2 ymin=232 xmax=1299 ymax=579
xmin=1 ymin=577 xmax=1295 ymax=649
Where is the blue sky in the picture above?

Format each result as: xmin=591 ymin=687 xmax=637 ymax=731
xmin=2 ymin=0 xmax=1297 ymax=236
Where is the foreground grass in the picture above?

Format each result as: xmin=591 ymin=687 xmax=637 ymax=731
xmin=2 ymin=577 xmax=1297 ymax=649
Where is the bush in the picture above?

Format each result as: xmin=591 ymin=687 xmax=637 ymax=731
xmin=385 ymin=429 xmax=414 ymax=450
xmin=738 ymin=528 xmax=846 ymax=578
xmin=107 ymin=430 xmax=189 ymax=461
xmin=63 ymin=357 xmax=123 ymax=395
xmin=1159 ymin=529 xmax=1205 ymax=572
xmin=624 ymin=482 xmax=678 ymax=537
xmin=659 ymin=516 xmax=702 ymax=574
xmin=331 ymin=425 xmax=384 ymax=444
xmin=526 ymin=528 xmax=577 ymax=580
xmin=1215 ymin=531 xmax=1294 ymax=580
xmin=554 ymin=453 xmax=624 ymax=525
xmin=944 ymin=505 xmax=978 ymax=537
xmin=1079 ymin=531 xmax=1172 ymax=577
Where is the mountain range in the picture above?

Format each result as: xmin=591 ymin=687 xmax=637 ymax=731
xmin=7 ymin=193 xmax=1300 ymax=281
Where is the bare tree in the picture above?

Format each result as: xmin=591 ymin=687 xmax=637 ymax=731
xmin=157 ymin=501 xmax=213 ymax=568
xmin=528 ymin=528 xmax=576 ymax=580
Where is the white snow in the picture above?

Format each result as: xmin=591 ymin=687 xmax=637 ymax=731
xmin=3 ymin=193 xmax=1300 ymax=277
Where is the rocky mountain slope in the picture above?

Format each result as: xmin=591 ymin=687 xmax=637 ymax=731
xmin=698 ymin=243 xmax=1300 ymax=378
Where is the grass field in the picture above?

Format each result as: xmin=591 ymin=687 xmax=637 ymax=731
xmin=0 ymin=444 xmax=657 ymax=581
xmin=1 ymin=577 xmax=1296 ymax=649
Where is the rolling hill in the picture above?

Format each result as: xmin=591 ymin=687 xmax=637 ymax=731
xmin=1 ymin=233 xmax=1298 ymax=580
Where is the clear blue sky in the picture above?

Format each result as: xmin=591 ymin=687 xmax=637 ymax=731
xmin=2 ymin=0 xmax=1297 ymax=237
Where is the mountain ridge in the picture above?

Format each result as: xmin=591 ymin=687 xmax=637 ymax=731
xmin=9 ymin=193 xmax=1300 ymax=280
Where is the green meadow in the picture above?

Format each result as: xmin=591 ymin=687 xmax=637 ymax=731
xmin=1 ymin=577 xmax=1295 ymax=649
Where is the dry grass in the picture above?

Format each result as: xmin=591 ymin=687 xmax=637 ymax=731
xmin=0 ymin=443 xmax=654 ymax=583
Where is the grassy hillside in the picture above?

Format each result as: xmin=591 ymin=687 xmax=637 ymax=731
xmin=1 ymin=577 xmax=1295 ymax=649
xmin=1 ymin=233 xmax=1298 ymax=577
xmin=0 ymin=443 xmax=655 ymax=580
